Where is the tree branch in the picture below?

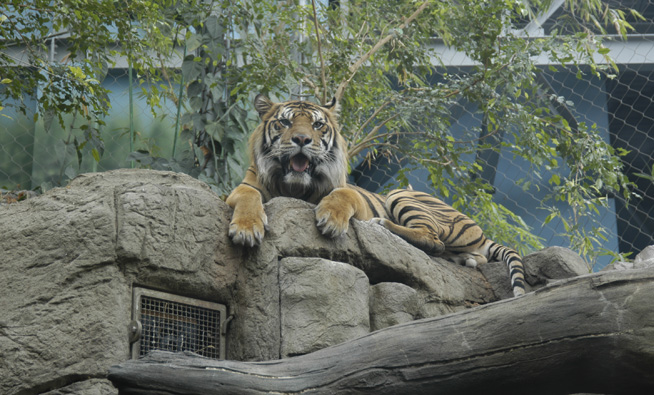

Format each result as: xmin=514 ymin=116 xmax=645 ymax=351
xmin=348 ymin=114 xmax=399 ymax=159
xmin=310 ymin=0 xmax=328 ymax=104
xmin=351 ymin=99 xmax=392 ymax=144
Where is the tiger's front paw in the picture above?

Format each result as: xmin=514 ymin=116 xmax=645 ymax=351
xmin=315 ymin=200 xmax=353 ymax=239
xmin=229 ymin=209 xmax=268 ymax=247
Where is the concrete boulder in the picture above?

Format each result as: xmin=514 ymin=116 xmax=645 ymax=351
xmin=369 ymin=282 xmax=420 ymax=331
xmin=280 ymin=257 xmax=370 ymax=357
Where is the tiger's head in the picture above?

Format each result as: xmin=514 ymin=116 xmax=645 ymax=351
xmin=249 ymin=95 xmax=347 ymax=202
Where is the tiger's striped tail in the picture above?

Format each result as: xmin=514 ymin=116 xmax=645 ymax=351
xmin=487 ymin=241 xmax=526 ymax=297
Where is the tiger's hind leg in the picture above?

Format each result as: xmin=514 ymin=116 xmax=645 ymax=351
xmin=374 ymin=188 xmax=527 ymax=297
xmin=373 ymin=219 xmax=486 ymax=268
xmin=369 ymin=189 xmax=451 ymax=255
xmin=370 ymin=218 xmax=445 ymax=255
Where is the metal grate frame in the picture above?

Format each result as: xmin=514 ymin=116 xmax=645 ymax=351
xmin=131 ymin=287 xmax=226 ymax=360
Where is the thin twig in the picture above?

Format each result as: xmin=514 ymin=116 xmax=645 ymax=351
xmin=351 ymin=99 xmax=392 ymax=143
xmin=361 ymin=113 xmax=399 ymax=143
xmin=350 ymin=140 xmax=395 ymax=157
xmin=310 ymin=0 xmax=328 ymax=104
xmin=157 ymin=54 xmax=178 ymax=105
xmin=355 ymin=21 xmax=368 ymax=40
xmin=349 ymin=113 xmax=399 ymax=159
xmin=302 ymin=76 xmax=321 ymax=99
xmin=354 ymin=140 xmax=454 ymax=167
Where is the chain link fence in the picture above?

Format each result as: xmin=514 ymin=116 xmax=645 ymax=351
xmin=2 ymin=5 xmax=653 ymax=270
xmin=0 ymin=67 xmax=179 ymax=191
xmin=352 ymin=61 xmax=654 ymax=269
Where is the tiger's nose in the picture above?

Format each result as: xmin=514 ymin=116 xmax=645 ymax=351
xmin=292 ymin=135 xmax=312 ymax=147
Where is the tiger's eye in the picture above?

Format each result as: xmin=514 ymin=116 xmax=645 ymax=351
xmin=313 ymin=121 xmax=324 ymax=129
xmin=279 ymin=119 xmax=292 ymax=128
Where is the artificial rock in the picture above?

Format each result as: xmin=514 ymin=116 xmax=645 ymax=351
xmin=0 ymin=169 xmax=600 ymax=394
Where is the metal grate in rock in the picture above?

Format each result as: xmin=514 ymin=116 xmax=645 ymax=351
xmin=131 ymin=288 xmax=226 ymax=360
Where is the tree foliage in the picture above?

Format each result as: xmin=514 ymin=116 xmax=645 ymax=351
xmin=0 ymin=0 xmax=641 ymax=267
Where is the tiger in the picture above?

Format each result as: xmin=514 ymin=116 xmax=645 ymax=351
xmin=226 ymin=94 xmax=526 ymax=297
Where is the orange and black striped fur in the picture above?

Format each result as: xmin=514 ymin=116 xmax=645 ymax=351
xmin=226 ymin=95 xmax=526 ymax=297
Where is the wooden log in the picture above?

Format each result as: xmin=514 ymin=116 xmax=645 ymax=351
xmin=109 ymin=268 xmax=654 ymax=394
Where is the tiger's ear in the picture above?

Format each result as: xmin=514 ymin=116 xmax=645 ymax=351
xmin=323 ymin=97 xmax=340 ymax=118
xmin=254 ymin=94 xmax=274 ymax=119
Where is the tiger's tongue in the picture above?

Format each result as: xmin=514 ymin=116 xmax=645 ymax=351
xmin=291 ymin=155 xmax=310 ymax=172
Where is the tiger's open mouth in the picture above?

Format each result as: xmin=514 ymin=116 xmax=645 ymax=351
xmin=287 ymin=154 xmax=312 ymax=174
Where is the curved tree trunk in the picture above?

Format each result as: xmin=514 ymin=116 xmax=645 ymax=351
xmin=109 ymin=268 xmax=654 ymax=395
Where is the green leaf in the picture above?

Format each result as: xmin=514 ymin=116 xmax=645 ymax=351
xmin=186 ymin=33 xmax=202 ymax=52
xmin=227 ymin=156 xmax=244 ymax=179
xmin=127 ymin=151 xmax=154 ymax=166
xmin=205 ymin=122 xmax=224 ymax=140
xmin=64 ymin=166 xmax=78 ymax=180
xmin=182 ymin=58 xmax=203 ymax=82
xmin=205 ymin=16 xmax=224 ymax=39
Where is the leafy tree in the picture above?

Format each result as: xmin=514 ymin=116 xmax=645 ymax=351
xmin=0 ymin=0 xmax=641 ymax=267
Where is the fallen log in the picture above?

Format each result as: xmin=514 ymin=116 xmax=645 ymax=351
xmin=109 ymin=268 xmax=654 ymax=394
